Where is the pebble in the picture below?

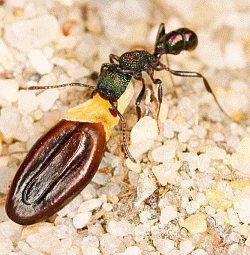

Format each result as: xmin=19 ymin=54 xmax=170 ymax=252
xmin=99 ymin=233 xmax=125 ymax=255
xmin=116 ymin=246 xmax=141 ymax=255
xmin=82 ymin=236 xmax=99 ymax=254
xmin=179 ymin=240 xmax=195 ymax=254
xmin=197 ymin=154 xmax=211 ymax=173
xmin=181 ymin=153 xmax=198 ymax=171
xmin=227 ymin=208 xmax=240 ymax=227
xmin=0 ymin=237 xmax=14 ymax=254
xmin=130 ymin=116 xmax=158 ymax=160
xmin=17 ymin=90 xmax=38 ymax=115
xmin=0 ymin=79 xmax=18 ymax=105
xmin=0 ymin=220 xmax=22 ymax=243
xmin=191 ymin=249 xmax=208 ymax=255
xmin=107 ymin=220 xmax=132 ymax=237
xmin=151 ymin=144 xmax=176 ymax=163
xmin=230 ymin=137 xmax=250 ymax=176
xmin=80 ymin=183 xmax=97 ymax=200
xmin=0 ymin=107 xmax=20 ymax=140
xmin=73 ymin=212 xmax=92 ymax=229
xmin=37 ymin=89 xmax=59 ymax=112
xmin=206 ymin=189 xmax=232 ymax=211
xmin=186 ymin=201 xmax=200 ymax=214
xmin=153 ymin=238 xmax=175 ymax=254
xmin=139 ymin=211 xmax=152 ymax=222
xmin=18 ymin=241 xmax=43 ymax=255
xmin=28 ymin=49 xmax=54 ymax=74
xmin=78 ymin=199 xmax=102 ymax=213
xmin=4 ymin=14 xmax=60 ymax=51
xmin=230 ymin=180 xmax=250 ymax=191
xmin=183 ymin=214 xmax=207 ymax=234
xmin=160 ymin=205 xmax=177 ymax=225
xmin=205 ymin=146 xmax=227 ymax=160
xmin=0 ymin=39 xmax=15 ymax=70
xmin=57 ymin=195 xmax=83 ymax=217
xmin=163 ymin=119 xmax=180 ymax=138
xmin=54 ymin=224 xmax=77 ymax=239
xmin=233 ymin=186 xmax=250 ymax=224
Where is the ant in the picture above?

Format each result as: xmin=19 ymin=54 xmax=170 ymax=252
xmin=109 ymin=23 xmax=231 ymax=122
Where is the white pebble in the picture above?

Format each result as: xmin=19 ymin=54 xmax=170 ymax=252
xmin=206 ymin=146 xmax=226 ymax=160
xmin=107 ymin=220 xmax=132 ymax=237
xmin=54 ymin=224 xmax=77 ymax=239
xmin=151 ymin=144 xmax=176 ymax=163
xmin=164 ymin=119 xmax=179 ymax=138
xmin=0 ymin=39 xmax=15 ymax=70
xmin=4 ymin=14 xmax=60 ymax=52
xmin=153 ymin=238 xmax=174 ymax=254
xmin=0 ymin=220 xmax=22 ymax=243
xmin=78 ymin=199 xmax=102 ymax=213
xmin=160 ymin=205 xmax=177 ymax=225
xmin=180 ymin=240 xmax=195 ymax=254
xmin=57 ymin=195 xmax=83 ymax=217
xmin=130 ymin=116 xmax=158 ymax=159
xmin=139 ymin=211 xmax=151 ymax=223
xmin=186 ymin=201 xmax=200 ymax=214
xmin=227 ymin=208 xmax=240 ymax=227
xmin=0 ymin=107 xmax=20 ymax=140
xmin=212 ymin=132 xmax=224 ymax=142
xmin=225 ymin=42 xmax=247 ymax=69
xmin=37 ymin=89 xmax=59 ymax=112
xmin=197 ymin=154 xmax=211 ymax=173
xmin=116 ymin=246 xmax=141 ymax=255
xmin=81 ymin=183 xmax=97 ymax=200
xmin=152 ymin=164 xmax=178 ymax=186
xmin=181 ymin=153 xmax=198 ymax=171
xmin=0 ymin=237 xmax=13 ymax=254
xmin=191 ymin=249 xmax=208 ymax=255
xmin=0 ymin=79 xmax=18 ymax=105
xmin=181 ymin=179 xmax=193 ymax=189
xmin=28 ymin=49 xmax=54 ymax=74
xmin=102 ymin=203 xmax=113 ymax=211
xmin=17 ymin=90 xmax=38 ymax=115
xmin=18 ymin=241 xmax=43 ymax=255
xmin=82 ymin=236 xmax=99 ymax=254
xmin=73 ymin=212 xmax=92 ymax=229
xmin=233 ymin=186 xmax=250 ymax=224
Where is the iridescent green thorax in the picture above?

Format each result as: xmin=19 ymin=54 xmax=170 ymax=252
xmin=156 ymin=28 xmax=198 ymax=56
xmin=97 ymin=64 xmax=132 ymax=100
xmin=119 ymin=50 xmax=157 ymax=72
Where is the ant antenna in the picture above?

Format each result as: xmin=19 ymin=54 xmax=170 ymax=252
xmin=28 ymin=83 xmax=96 ymax=90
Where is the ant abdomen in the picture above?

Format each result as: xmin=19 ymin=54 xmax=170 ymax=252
xmin=156 ymin=28 xmax=198 ymax=56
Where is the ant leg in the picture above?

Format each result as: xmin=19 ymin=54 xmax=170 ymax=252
xmin=109 ymin=54 xmax=120 ymax=64
xmin=109 ymin=99 xmax=137 ymax=163
xmin=165 ymin=56 xmax=176 ymax=87
xmin=150 ymin=75 xmax=162 ymax=132
xmin=135 ymin=79 xmax=146 ymax=121
xmin=28 ymin=83 xmax=96 ymax=90
xmin=166 ymin=68 xmax=232 ymax=120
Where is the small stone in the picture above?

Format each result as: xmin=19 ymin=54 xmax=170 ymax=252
xmin=4 ymin=14 xmax=60 ymax=51
xmin=37 ymin=89 xmax=59 ymax=112
xmin=179 ymin=240 xmax=195 ymax=254
xmin=0 ymin=79 xmax=18 ymax=105
xmin=160 ymin=205 xmax=177 ymax=225
xmin=57 ymin=195 xmax=83 ymax=217
xmin=183 ymin=214 xmax=207 ymax=234
xmin=117 ymin=246 xmax=141 ymax=255
xmin=206 ymin=146 xmax=226 ymax=160
xmin=186 ymin=201 xmax=200 ymax=214
xmin=197 ymin=154 xmax=211 ymax=173
xmin=81 ymin=183 xmax=97 ymax=200
xmin=54 ymin=224 xmax=77 ymax=239
xmin=151 ymin=144 xmax=176 ymax=163
xmin=18 ymin=241 xmax=43 ymax=255
xmin=227 ymin=208 xmax=240 ymax=227
xmin=153 ymin=238 xmax=174 ymax=254
xmin=181 ymin=153 xmax=198 ymax=171
xmin=0 ymin=39 xmax=15 ymax=70
xmin=99 ymin=233 xmax=125 ymax=255
xmin=164 ymin=119 xmax=179 ymax=138
xmin=107 ymin=191 xmax=119 ymax=204
xmin=78 ymin=199 xmax=102 ymax=213
xmin=102 ymin=203 xmax=113 ymax=211
xmin=0 ymin=237 xmax=13 ymax=254
xmin=73 ymin=212 xmax=92 ymax=229
xmin=230 ymin=137 xmax=250 ymax=176
xmin=181 ymin=179 xmax=193 ymax=189
xmin=107 ymin=220 xmax=132 ymax=237
xmin=28 ymin=49 xmax=54 ymax=74
xmin=233 ymin=186 xmax=250 ymax=224
xmin=206 ymin=189 xmax=232 ymax=210
xmin=191 ymin=249 xmax=208 ymax=255
xmin=17 ymin=90 xmax=38 ymax=115
xmin=82 ymin=236 xmax=99 ymax=254
xmin=230 ymin=180 xmax=250 ymax=191
xmin=0 ymin=220 xmax=22 ymax=243
xmin=129 ymin=116 xmax=158 ymax=160
xmin=139 ymin=211 xmax=151 ymax=222
xmin=92 ymin=172 xmax=109 ymax=185
xmin=212 ymin=132 xmax=224 ymax=142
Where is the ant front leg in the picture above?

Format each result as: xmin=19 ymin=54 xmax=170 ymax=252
xmin=108 ymin=98 xmax=137 ymax=163
xmin=166 ymin=68 xmax=232 ymax=120
xmin=109 ymin=54 xmax=120 ymax=64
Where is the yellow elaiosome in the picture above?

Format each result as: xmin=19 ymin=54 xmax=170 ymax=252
xmin=62 ymin=82 xmax=134 ymax=141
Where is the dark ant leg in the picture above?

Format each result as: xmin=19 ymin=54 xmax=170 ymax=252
xmin=109 ymin=54 xmax=120 ymax=64
xmin=135 ymin=79 xmax=146 ymax=120
xmin=166 ymin=68 xmax=232 ymax=120
xmin=28 ymin=83 xmax=96 ymax=90
xmin=109 ymin=99 xmax=137 ymax=163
